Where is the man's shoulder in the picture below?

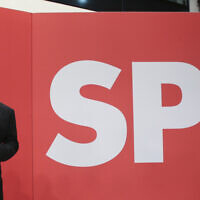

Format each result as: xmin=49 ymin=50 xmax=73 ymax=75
xmin=0 ymin=102 xmax=14 ymax=113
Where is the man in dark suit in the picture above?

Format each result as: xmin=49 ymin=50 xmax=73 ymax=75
xmin=198 ymin=0 xmax=200 ymax=11
xmin=0 ymin=103 xmax=19 ymax=200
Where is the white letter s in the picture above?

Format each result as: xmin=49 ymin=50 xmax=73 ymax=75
xmin=47 ymin=60 xmax=127 ymax=167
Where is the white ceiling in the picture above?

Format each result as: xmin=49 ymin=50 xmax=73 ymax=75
xmin=0 ymin=0 xmax=93 ymax=13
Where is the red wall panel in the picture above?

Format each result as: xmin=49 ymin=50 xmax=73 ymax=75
xmin=32 ymin=13 xmax=200 ymax=200
xmin=0 ymin=8 xmax=32 ymax=200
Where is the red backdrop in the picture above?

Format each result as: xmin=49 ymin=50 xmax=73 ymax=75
xmin=0 ymin=8 xmax=32 ymax=200
xmin=32 ymin=13 xmax=200 ymax=200
xmin=0 ymin=9 xmax=200 ymax=200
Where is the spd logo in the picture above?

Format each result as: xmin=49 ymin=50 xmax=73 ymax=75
xmin=46 ymin=60 xmax=200 ymax=167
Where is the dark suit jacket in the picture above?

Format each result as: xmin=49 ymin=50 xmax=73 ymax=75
xmin=0 ymin=103 xmax=19 ymax=200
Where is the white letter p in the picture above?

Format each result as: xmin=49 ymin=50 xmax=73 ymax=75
xmin=132 ymin=62 xmax=200 ymax=163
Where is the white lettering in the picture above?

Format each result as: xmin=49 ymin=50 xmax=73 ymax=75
xmin=47 ymin=60 xmax=127 ymax=167
xmin=132 ymin=62 xmax=200 ymax=163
